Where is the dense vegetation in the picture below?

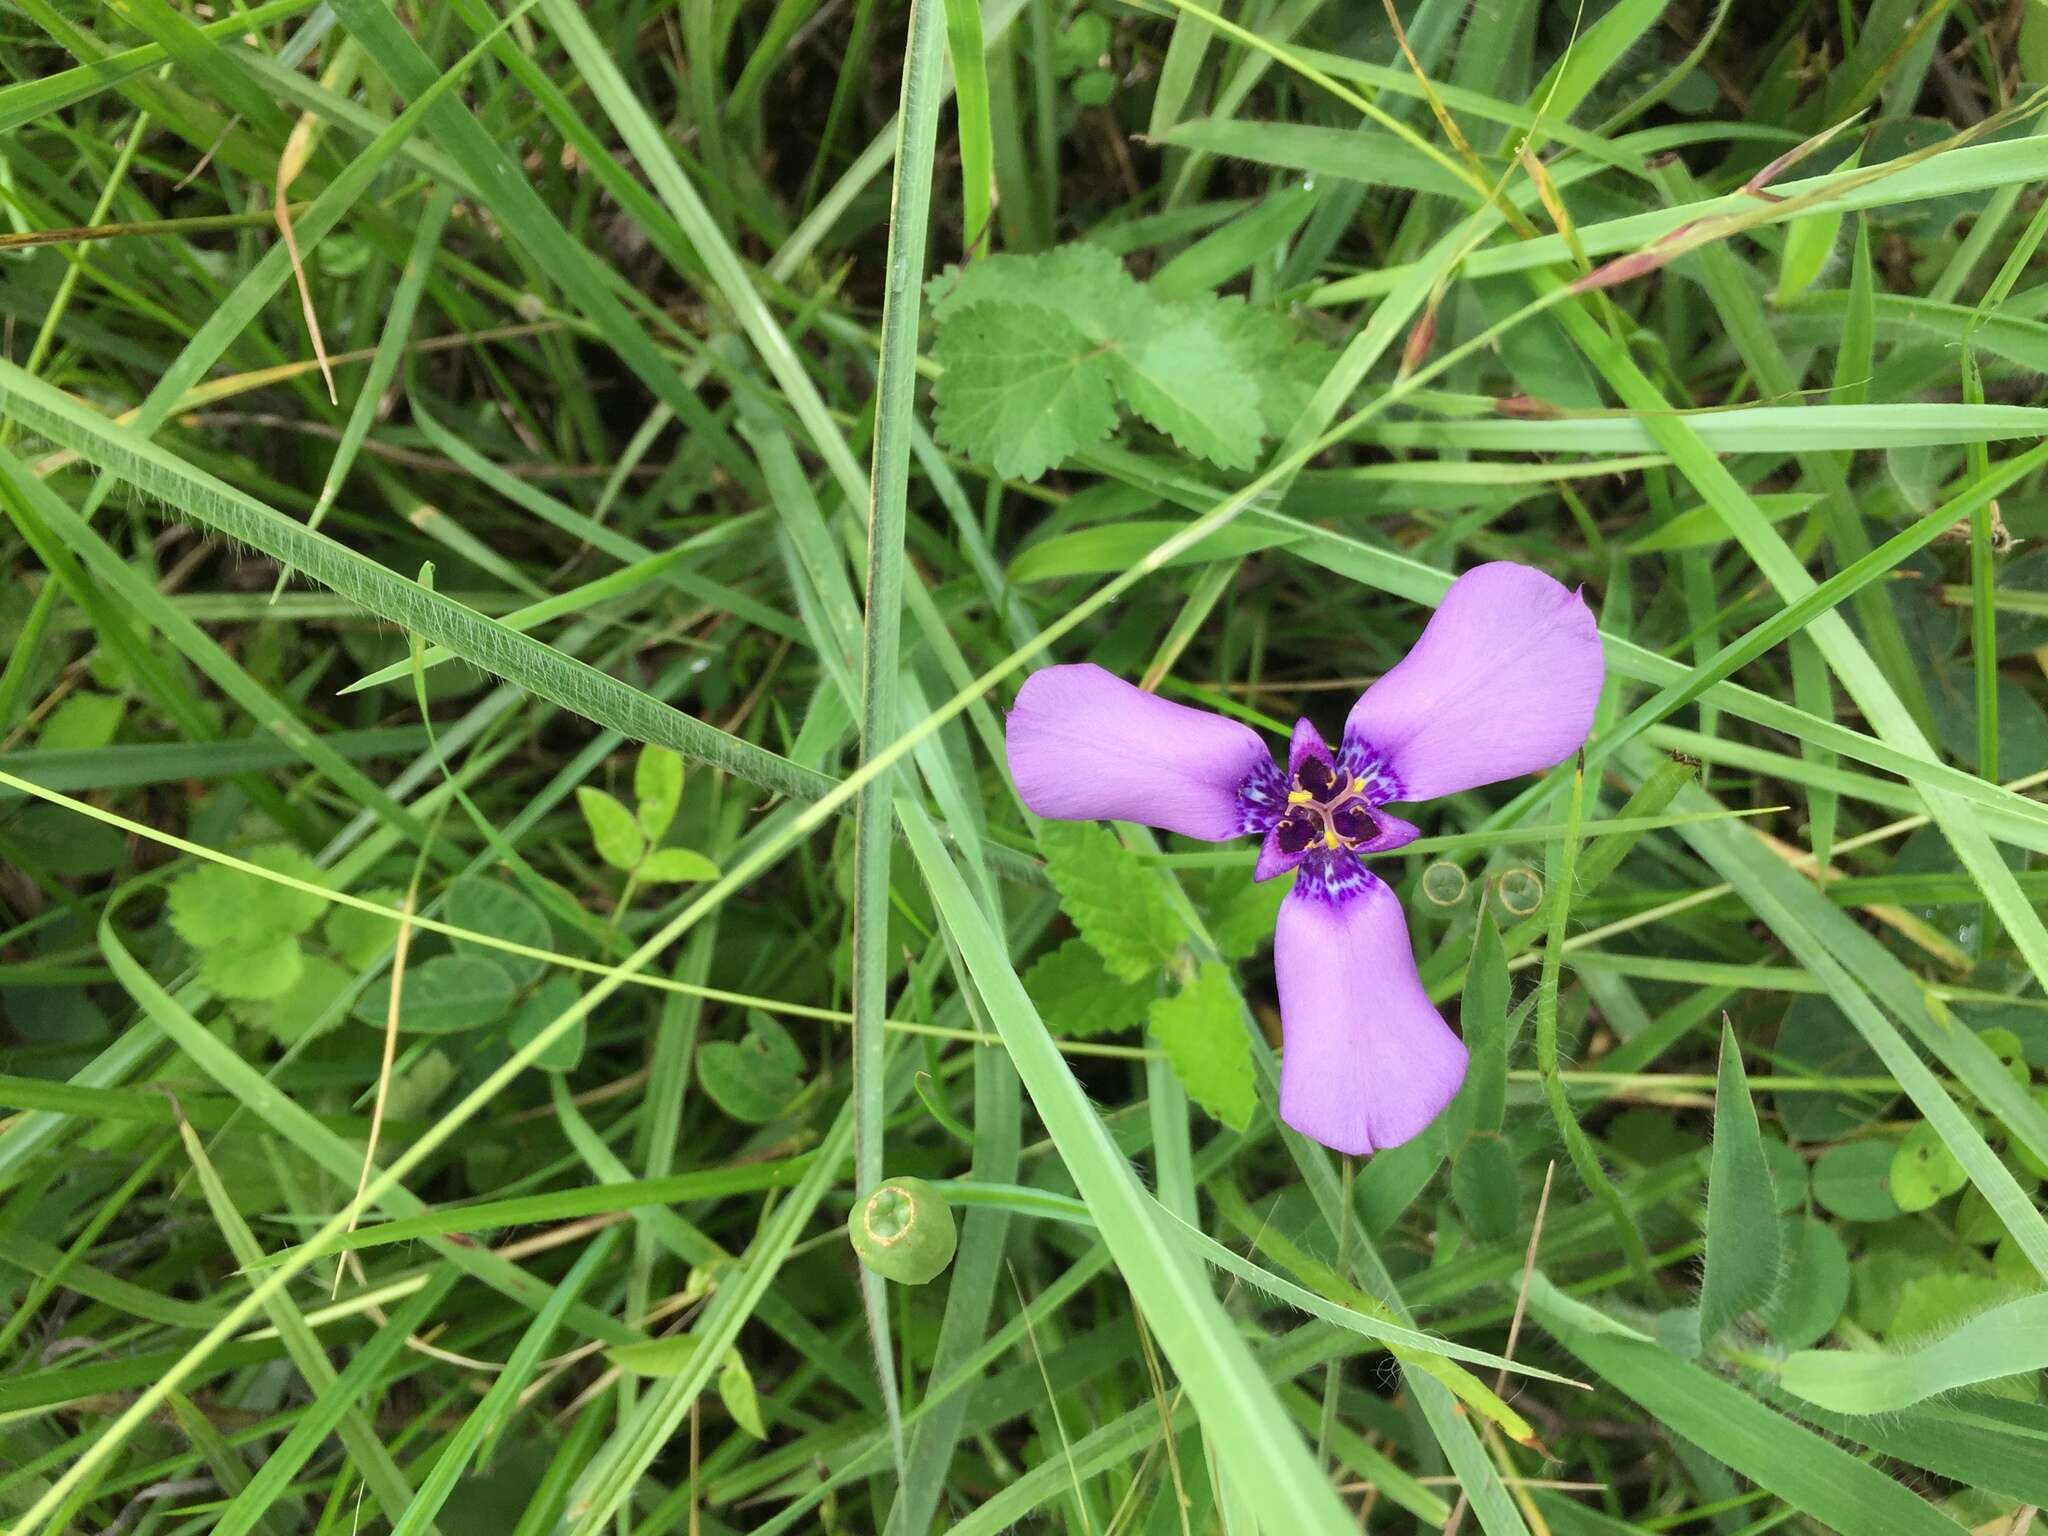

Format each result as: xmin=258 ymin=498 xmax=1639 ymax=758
xmin=4 ymin=1 xmax=2048 ymax=1532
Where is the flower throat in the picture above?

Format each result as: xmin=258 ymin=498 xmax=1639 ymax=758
xmin=1274 ymin=755 xmax=1379 ymax=855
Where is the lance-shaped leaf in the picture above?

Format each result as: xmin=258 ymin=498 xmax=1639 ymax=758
xmin=1699 ymin=1022 xmax=1781 ymax=1344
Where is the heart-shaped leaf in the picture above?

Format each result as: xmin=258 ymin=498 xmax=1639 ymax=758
xmin=1890 ymin=1120 xmax=1968 ymax=1211
xmin=697 ymin=1013 xmax=804 ymax=1123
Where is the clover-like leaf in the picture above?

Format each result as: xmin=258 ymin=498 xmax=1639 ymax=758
xmin=1812 ymin=1139 xmax=1902 ymax=1222
xmin=1890 ymin=1120 xmax=1969 ymax=1211
xmin=383 ymin=1049 xmax=456 ymax=1123
xmin=2015 ymin=1085 xmax=2048 ymax=1181
xmin=577 ymin=787 xmax=646 ymax=872
xmin=639 ymin=847 xmax=720 ymax=884
xmin=1761 ymin=1215 xmax=1850 ymax=1350
xmin=635 ymin=745 xmax=683 ymax=841
xmin=1978 ymin=1026 xmax=2030 ymax=1088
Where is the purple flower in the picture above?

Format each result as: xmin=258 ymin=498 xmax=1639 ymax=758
xmin=1006 ymin=563 xmax=1604 ymax=1156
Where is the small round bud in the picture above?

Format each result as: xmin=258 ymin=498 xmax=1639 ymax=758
xmin=1419 ymin=861 xmax=1469 ymax=908
xmin=1495 ymin=865 xmax=1544 ymax=918
xmin=848 ymin=1177 xmax=957 ymax=1285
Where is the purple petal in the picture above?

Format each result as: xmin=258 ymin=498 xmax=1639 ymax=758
xmin=1287 ymin=717 xmax=1332 ymax=779
xmin=1006 ymin=664 xmax=1272 ymax=841
xmin=1355 ymin=810 xmax=1420 ymax=855
xmin=1343 ymin=562 xmax=1603 ymax=803
xmin=1273 ymin=877 xmax=1468 ymax=1156
xmin=1255 ymin=826 xmax=1306 ymax=882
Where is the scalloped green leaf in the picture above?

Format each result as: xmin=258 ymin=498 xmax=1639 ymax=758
xmin=1148 ymin=962 xmax=1254 ymax=1131
xmin=325 ymin=888 xmax=405 ymax=971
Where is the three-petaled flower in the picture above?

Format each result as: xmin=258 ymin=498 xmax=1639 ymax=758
xmin=1005 ymin=563 xmax=1604 ymax=1155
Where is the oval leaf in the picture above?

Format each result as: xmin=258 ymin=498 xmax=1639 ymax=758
xmin=697 ymin=1013 xmax=804 ymax=1124
xmin=608 ymin=1336 xmax=702 ymax=1378
xmin=1889 ymin=1120 xmax=1969 ymax=1212
xmin=506 ymin=974 xmax=586 ymax=1073
xmin=1812 ymin=1140 xmax=1902 ymax=1223
xmin=445 ymin=876 xmax=551 ymax=986
xmin=639 ymin=847 xmax=720 ymax=884
xmin=1761 ymin=1215 xmax=1850 ymax=1350
xmin=355 ymin=953 xmax=515 ymax=1034
xmin=719 ymin=1353 xmax=766 ymax=1439
xmin=577 ymin=786 xmax=645 ymax=871
xmin=635 ymin=745 xmax=683 ymax=840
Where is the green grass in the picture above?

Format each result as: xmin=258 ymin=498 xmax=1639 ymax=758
xmin=3 ymin=2 xmax=2048 ymax=1534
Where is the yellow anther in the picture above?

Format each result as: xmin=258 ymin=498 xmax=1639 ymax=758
xmin=1323 ymin=829 xmax=1341 ymax=850
xmin=1287 ymin=789 xmax=1313 ymax=805
xmin=1350 ymin=777 xmax=1366 ymax=794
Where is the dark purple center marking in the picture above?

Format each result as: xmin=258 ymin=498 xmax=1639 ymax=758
xmin=1275 ymin=813 xmax=1318 ymax=853
xmin=1330 ymin=802 xmax=1375 ymax=842
xmin=1285 ymin=746 xmax=1382 ymax=854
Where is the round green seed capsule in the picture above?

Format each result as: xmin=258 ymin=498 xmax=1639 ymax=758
xmin=1419 ymin=861 xmax=1469 ymax=908
xmin=1494 ymin=865 xmax=1544 ymax=918
xmin=848 ymin=1176 xmax=958 ymax=1285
